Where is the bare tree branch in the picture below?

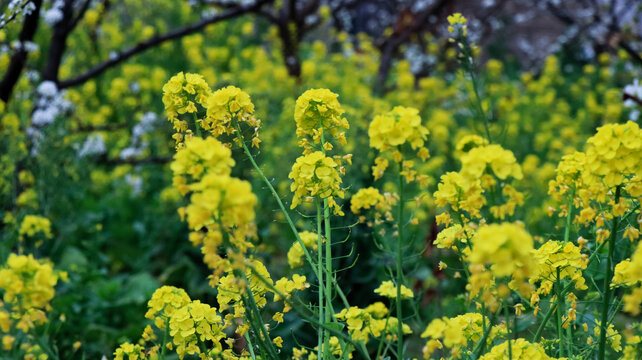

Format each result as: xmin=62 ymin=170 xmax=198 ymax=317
xmin=42 ymin=0 xmax=78 ymax=83
xmin=58 ymin=0 xmax=271 ymax=89
xmin=0 ymin=0 xmax=42 ymax=103
xmin=623 ymin=92 xmax=642 ymax=107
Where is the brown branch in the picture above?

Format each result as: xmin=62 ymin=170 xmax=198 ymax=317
xmin=42 ymin=0 xmax=77 ymax=83
xmin=58 ymin=0 xmax=271 ymax=89
xmin=374 ymin=0 xmax=449 ymax=94
xmin=623 ymin=92 xmax=642 ymax=107
xmin=0 ymin=0 xmax=42 ymax=103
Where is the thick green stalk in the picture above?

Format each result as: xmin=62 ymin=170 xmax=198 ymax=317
xmin=598 ymin=186 xmax=621 ymax=360
xmin=396 ymin=169 xmax=405 ymax=359
xmin=192 ymin=113 xmax=202 ymax=137
xmin=160 ymin=316 xmax=169 ymax=360
xmin=317 ymin=199 xmax=325 ymax=360
xmin=245 ymin=333 xmax=257 ymax=360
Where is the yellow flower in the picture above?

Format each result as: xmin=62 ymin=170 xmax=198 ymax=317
xmin=468 ymin=223 xmax=536 ymax=298
xmin=145 ymin=286 xmax=191 ymax=329
xmin=479 ymin=338 xmax=558 ymax=360
xmin=204 ymin=85 xmax=257 ymax=139
xmin=374 ymin=280 xmax=413 ymax=299
xmin=18 ymin=215 xmax=52 ymax=240
xmin=287 ymin=231 xmax=319 ymax=268
xmin=294 ymin=89 xmax=348 ymax=151
xmin=350 ymin=187 xmax=385 ymax=214
xmin=171 ymin=136 xmax=234 ymax=194
xmin=369 ymin=106 xmax=429 ymax=153
xmin=289 ymin=151 xmax=345 ymax=215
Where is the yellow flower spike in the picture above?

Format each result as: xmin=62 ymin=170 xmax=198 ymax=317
xmin=18 ymin=215 xmax=53 ymax=241
xmin=374 ymin=280 xmax=413 ymax=299
xmin=205 ymin=85 xmax=256 ymax=138
xmin=294 ymin=88 xmax=348 ymax=151
xmin=289 ymin=151 xmax=345 ymax=215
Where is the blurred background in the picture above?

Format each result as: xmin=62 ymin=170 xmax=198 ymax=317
xmin=1 ymin=0 xmax=641 ymax=358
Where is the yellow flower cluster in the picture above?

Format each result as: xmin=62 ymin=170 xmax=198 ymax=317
xmin=613 ymin=244 xmax=642 ymax=314
xmin=18 ymin=215 xmax=53 ymax=241
xmin=368 ymin=106 xmax=429 ymax=153
xmin=373 ymin=280 xmax=413 ymax=299
xmin=0 ymin=254 xmax=65 ymax=333
xmin=145 ymin=286 xmax=191 ymax=329
xmin=549 ymin=122 xmax=642 ymax=222
xmin=168 ymin=300 xmax=225 ymax=359
xmin=350 ymin=187 xmax=397 ymax=226
xmin=163 ymin=73 xmax=261 ymax=149
xmin=368 ymin=106 xmax=430 ymax=182
xmin=447 ymin=13 xmax=468 ymax=38
xmin=171 ymin=136 xmax=257 ymax=284
xmin=350 ymin=187 xmax=384 ymax=214
xmin=113 ymin=342 xmax=146 ymax=360
xmin=434 ymin=143 xmax=523 ymax=221
xmin=217 ymin=260 xmax=273 ymax=330
xmin=170 ymin=136 xmax=235 ymax=194
xmin=421 ymin=313 xmax=505 ymax=359
xmin=292 ymin=336 xmax=350 ymax=360
xmin=479 ymin=338 xmax=560 ymax=360
xmin=433 ymin=224 xmax=466 ymax=249
xmin=468 ymin=223 xmax=535 ymax=304
xmin=204 ymin=85 xmax=257 ymax=138
xmin=334 ymin=302 xmax=411 ymax=344
xmin=162 ymin=72 xmax=212 ymax=146
xmin=460 ymin=144 xmax=523 ymax=181
xmin=289 ymin=151 xmax=345 ymax=215
xmin=583 ymin=121 xmax=642 ymax=188
xmin=287 ymin=231 xmax=319 ymax=268
xmin=530 ymin=240 xmax=587 ymax=299
xmin=294 ymin=89 xmax=348 ymax=152
xmin=434 ymin=171 xmax=485 ymax=218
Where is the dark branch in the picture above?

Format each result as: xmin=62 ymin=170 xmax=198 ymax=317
xmin=58 ymin=0 xmax=270 ymax=89
xmin=42 ymin=0 xmax=77 ymax=83
xmin=623 ymin=92 xmax=642 ymax=107
xmin=0 ymin=0 xmax=42 ymax=103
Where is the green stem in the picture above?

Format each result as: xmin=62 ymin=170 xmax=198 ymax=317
xmin=532 ymin=301 xmax=557 ymax=343
xmin=247 ymin=266 xmax=373 ymax=360
xmin=396 ymin=167 xmax=405 ymax=360
xmin=555 ymin=268 xmax=565 ymax=357
xmin=316 ymin=199 xmax=325 ymax=360
xmin=243 ymin=285 xmax=280 ymax=360
xmin=504 ymin=301 xmax=512 ymax=360
xmin=160 ymin=316 xmax=169 ymax=360
xmin=597 ymin=186 xmax=621 ymax=360
xmin=192 ymin=113 xmax=202 ymax=137
xmin=469 ymin=68 xmax=491 ymax=142
xmin=245 ymin=332 xmax=257 ymax=360
xmin=324 ymin=198 xmax=333 ymax=358
xmin=563 ymin=188 xmax=575 ymax=243
xmin=234 ymin=123 xmax=323 ymax=288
